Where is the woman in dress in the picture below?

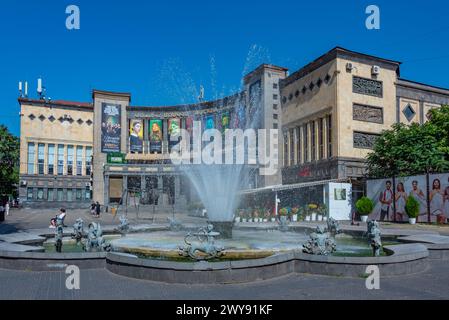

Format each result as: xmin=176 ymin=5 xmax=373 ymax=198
xmin=430 ymin=179 xmax=444 ymax=223
xmin=443 ymin=177 xmax=449 ymax=223
xmin=395 ymin=182 xmax=407 ymax=222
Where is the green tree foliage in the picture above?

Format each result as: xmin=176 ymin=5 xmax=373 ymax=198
xmin=367 ymin=106 xmax=449 ymax=178
xmin=0 ymin=125 xmax=19 ymax=196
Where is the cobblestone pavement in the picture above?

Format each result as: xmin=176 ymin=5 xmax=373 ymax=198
xmin=0 ymin=260 xmax=448 ymax=300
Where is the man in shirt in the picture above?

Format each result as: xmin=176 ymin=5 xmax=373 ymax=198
xmin=379 ymin=181 xmax=393 ymax=222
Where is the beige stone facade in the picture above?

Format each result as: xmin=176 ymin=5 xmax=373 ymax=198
xmin=18 ymin=47 xmax=449 ymax=208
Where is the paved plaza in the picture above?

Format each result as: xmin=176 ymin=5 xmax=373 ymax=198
xmin=1 ymin=208 xmax=449 ymax=300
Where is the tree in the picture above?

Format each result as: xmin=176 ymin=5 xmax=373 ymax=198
xmin=0 ymin=125 xmax=19 ymax=197
xmin=427 ymin=105 xmax=449 ymax=160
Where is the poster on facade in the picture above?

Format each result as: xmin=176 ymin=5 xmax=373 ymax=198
xmin=221 ymin=112 xmax=230 ymax=133
xmin=367 ymin=173 xmax=449 ymax=222
xmin=149 ymin=119 xmax=163 ymax=153
xmin=129 ymin=119 xmax=144 ymax=153
xmin=168 ymin=118 xmax=181 ymax=150
xmin=204 ymin=115 xmax=215 ymax=130
xmin=101 ymin=103 xmax=121 ymax=153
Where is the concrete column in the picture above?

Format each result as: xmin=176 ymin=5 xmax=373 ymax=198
xmin=323 ymin=117 xmax=328 ymax=160
xmin=163 ymin=119 xmax=168 ymax=153
xmin=104 ymin=175 xmax=109 ymax=206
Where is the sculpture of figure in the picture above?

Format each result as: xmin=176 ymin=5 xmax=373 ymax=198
xmin=303 ymin=225 xmax=337 ymax=255
xmin=327 ymin=218 xmax=341 ymax=236
xmin=367 ymin=220 xmax=382 ymax=257
xmin=84 ymin=222 xmax=111 ymax=252
xmin=179 ymin=224 xmax=225 ymax=261
xmin=115 ymin=215 xmax=130 ymax=235
xmin=71 ymin=218 xmax=85 ymax=245
xmin=54 ymin=215 xmax=64 ymax=253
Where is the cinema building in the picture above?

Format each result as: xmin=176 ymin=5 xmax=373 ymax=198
xmin=18 ymin=47 xmax=449 ymax=208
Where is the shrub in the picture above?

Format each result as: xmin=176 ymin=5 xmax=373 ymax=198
xmin=355 ymin=197 xmax=374 ymax=216
xmin=405 ymin=196 xmax=420 ymax=218
xmin=279 ymin=208 xmax=288 ymax=216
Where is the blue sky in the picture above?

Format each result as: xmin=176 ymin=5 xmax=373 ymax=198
xmin=1 ymin=0 xmax=449 ymax=136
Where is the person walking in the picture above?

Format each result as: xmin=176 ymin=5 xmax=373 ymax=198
xmin=95 ymin=201 xmax=101 ymax=218
xmin=5 ymin=201 xmax=10 ymax=216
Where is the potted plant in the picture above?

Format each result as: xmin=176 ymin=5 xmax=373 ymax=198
xmin=308 ymin=204 xmax=318 ymax=221
xmin=271 ymin=210 xmax=277 ymax=223
xmin=355 ymin=197 xmax=374 ymax=222
xmin=291 ymin=207 xmax=299 ymax=222
xmin=319 ymin=204 xmax=328 ymax=221
xmin=304 ymin=205 xmax=311 ymax=222
xmin=235 ymin=209 xmax=243 ymax=223
xmin=263 ymin=209 xmax=270 ymax=223
xmin=279 ymin=207 xmax=288 ymax=224
xmin=253 ymin=208 xmax=260 ymax=223
xmin=405 ymin=196 xmax=420 ymax=225
xmin=241 ymin=209 xmax=248 ymax=223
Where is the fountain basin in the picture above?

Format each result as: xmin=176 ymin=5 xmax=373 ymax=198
xmin=209 ymin=221 xmax=234 ymax=239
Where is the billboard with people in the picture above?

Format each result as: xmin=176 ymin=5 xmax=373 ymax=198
xmin=101 ymin=103 xmax=121 ymax=153
xmin=367 ymin=173 xmax=449 ymax=223
xmin=149 ymin=119 xmax=163 ymax=153
xmin=129 ymin=119 xmax=144 ymax=153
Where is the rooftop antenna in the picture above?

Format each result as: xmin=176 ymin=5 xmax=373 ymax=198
xmin=25 ymin=81 xmax=28 ymax=98
xmin=37 ymin=78 xmax=46 ymax=100
xmin=18 ymin=81 xmax=23 ymax=98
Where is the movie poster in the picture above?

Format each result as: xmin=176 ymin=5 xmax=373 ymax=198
xmin=221 ymin=112 xmax=230 ymax=133
xmin=129 ymin=119 xmax=144 ymax=153
xmin=149 ymin=119 xmax=163 ymax=153
xmin=205 ymin=115 xmax=215 ymax=130
xmin=101 ymin=103 xmax=121 ymax=153
xmin=367 ymin=173 xmax=449 ymax=222
xmin=168 ymin=118 xmax=181 ymax=151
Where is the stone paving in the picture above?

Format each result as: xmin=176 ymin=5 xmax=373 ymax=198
xmin=1 ymin=208 xmax=449 ymax=300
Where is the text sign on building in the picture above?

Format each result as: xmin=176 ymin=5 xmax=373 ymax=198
xmin=101 ymin=103 xmax=122 ymax=153
xmin=353 ymin=76 xmax=383 ymax=98
xmin=107 ymin=153 xmax=126 ymax=164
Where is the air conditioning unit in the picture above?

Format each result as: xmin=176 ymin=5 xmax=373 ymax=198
xmin=346 ymin=63 xmax=354 ymax=71
xmin=372 ymin=65 xmax=380 ymax=75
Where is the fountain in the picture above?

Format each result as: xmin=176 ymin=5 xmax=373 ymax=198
xmin=367 ymin=221 xmax=382 ymax=257
xmin=302 ymin=225 xmax=337 ymax=256
xmin=179 ymin=224 xmax=225 ymax=261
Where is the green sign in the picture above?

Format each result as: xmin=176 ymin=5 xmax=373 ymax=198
xmin=107 ymin=153 xmax=126 ymax=164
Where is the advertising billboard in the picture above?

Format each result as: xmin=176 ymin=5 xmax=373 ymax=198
xmin=168 ymin=118 xmax=181 ymax=150
xmin=101 ymin=103 xmax=121 ymax=153
xmin=129 ymin=119 xmax=144 ymax=153
xmin=149 ymin=119 xmax=163 ymax=153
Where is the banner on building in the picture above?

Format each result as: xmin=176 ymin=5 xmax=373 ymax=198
xmin=129 ymin=119 xmax=144 ymax=153
xmin=149 ymin=119 xmax=163 ymax=153
xmin=101 ymin=103 xmax=121 ymax=153
xmin=205 ymin=115 xmax=215 ymax=130
xmin=367 ymin=173 xmax=449 ymax=222
xmin=221 ymin=112 xmax=230 ymax=133
xmin=168 ymin=118 xmax=181 ymax=150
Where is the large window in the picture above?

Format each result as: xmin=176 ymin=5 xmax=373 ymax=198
xmin=327 ymin=115 xmax=333 ymax=158
xmin=57 ymin=189 xmax=64 ymax=201
xmin=47 ymin=188 xmax=54 ymax=201
xmin=58 ymin=145 xmax=64 ymax=175
xmin=304 ymin=125 xmax=309 ymax=163
xmin=48 ymin=144 xmax=55 ymax=175
xmin=296 ymin=126 xmax=301 ymax=164
xmin=319 ymin=118 xmax=324 ymax=160
xmin=283 ymin=131 xmax=288 ymax=167
xmin=289 ymin=129 xmax=295 ymax=165
xmin=37 ymin=188 xmax=44 ymax=200
xmin=85 ymin=147 xmax=92 ymax=176
xmin=85 ymin=186 xmax=91 ymax=200
xmin=67 ymin=189 xmax=73 ymax=202
xmin=76 ymin=188 xmax=82 ymax=201
xmin=27 ymin=188 xmax=34 ymax=200
xmin=27 ymin=143 xmax=35 ymax=174
xmin=38 ymin=144 xmax=45 ymax=175
xmin=67 ymin=145 xmax=74 ymax=176
xmin=311 ymin=121 xmax=316 ymax=162
xmin=76 ymin=147 xmax=83 ymax=176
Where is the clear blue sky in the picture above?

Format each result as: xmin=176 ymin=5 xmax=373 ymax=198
xmin=1 ymin=0 xmax=449 ymax=136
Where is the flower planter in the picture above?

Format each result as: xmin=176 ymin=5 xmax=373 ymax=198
xmin=323 ymin=216 xmax=328 ymax=222
xmin=235 ymin=217 xmax=241 ymax=224
xmin=311 ymin=213 xmax=317 ymax=221
xmin=317 ymin=215 xmax=323 ymax=221
xmin=409 ymin=218 xmax=417 ymax=225
xmin=271 ymin=217 xmax=276 ymax=223
xmin=305 ymin=215 xmax=311 ymax=222
xmin=280 ymin=216 xmax=287 ymax=224
xmin=292 ymin=215 xmax=298 ymax=222
xmin=360 ymin=215 xmax=368 ymax=223
xmin=263 ymin=219 xmax=268 ymax=223
xmin=242 ymin=218 xmax=247 ymax=223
